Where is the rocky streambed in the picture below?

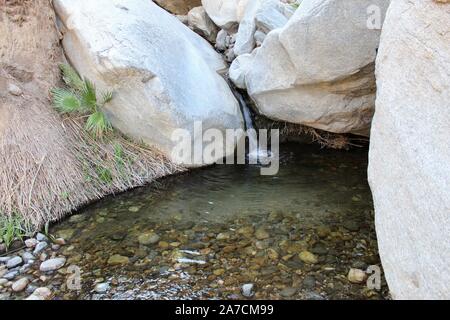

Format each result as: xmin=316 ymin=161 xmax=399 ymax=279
xmin=0 ymin=144 xmax=389 ymax=300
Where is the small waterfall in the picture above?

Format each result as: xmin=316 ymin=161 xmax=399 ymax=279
xmin=230 ymin=86 xmax=271 ymax=164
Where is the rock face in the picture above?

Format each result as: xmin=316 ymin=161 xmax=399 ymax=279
xmin=234 ymin=0 xmax=290 ymax=56
xmin=201 ymin=0 xmax=248 ymax=29
xmin=368 ymin=0 xmax=450 ymax=300
xmin=54 ymin=0 xmax=244 ymax=167
xmin=154 ymin=0 xmax=202 ymax=15
xmin=232 ymin=0 xmax=390 ymax=135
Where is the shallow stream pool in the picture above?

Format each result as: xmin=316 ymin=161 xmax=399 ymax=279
xmin=50 ymin=143 xmax=388 ymax=300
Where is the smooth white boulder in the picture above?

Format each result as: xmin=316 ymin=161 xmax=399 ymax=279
xmin=201 ymin=0 xmax=244 ymax=29
xmin=368 ymin=0 xmax=450 ymax=300
xmin=255 ymin=0 xmax=288 ymax=33
xmin=234 ymin=0 xmax=260 ymax=56
xmin=234 ymin=0 xmax=289 ymax=56
xmin=54 ymin=0 xmax=244 ymax=167
xmin=229 ymin=52 xmax=257 ymax=89
xmin=238 ymin=0 xmax=390 ymax=135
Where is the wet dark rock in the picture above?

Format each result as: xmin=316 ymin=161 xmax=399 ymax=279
xmin=311 ymin=243 xmax=328 ymax=255
xmin=343 ymin=221 xmax=360 ymax=232
xmin=353 ymin=261 xmax=367 ymax=270
xmin=316 ymin=226 xmax=331 ymax=238
xmin=56 ymin=229 xmax=75 ymax=240
xmin=9 ymin=241 xmax=23 ymax=251
xmin=107 ymin=255 xmax=129 ymax=266
xmin=69 ymin=214 xmax=87 ymax=223
xmin=304 ymin=291 xmax=325 ymax=300
xmin=260 ymin=266 xmax=278 ymax=276
xmin=280 ymin=287 xmax=297 ymax=298
xmin=302 ymin=276 xmax=316 ymax=289
xmin=255 ymin=228 xmax=270 ymax=240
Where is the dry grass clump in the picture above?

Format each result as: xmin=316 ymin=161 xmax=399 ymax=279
xmin=0 ymin=0 xmax=183 ymax=233
xmin=0 ymin=99 xmax=183 ymax=232
xmin=279 ymin=122 xmax=367 ymax=149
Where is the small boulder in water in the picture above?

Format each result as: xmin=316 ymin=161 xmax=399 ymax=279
xmin=138 ymin=232 xmax=160 ymax=246
xmin=107 ymin=255 xmax=130 ymax=266
xmin=299 ymin=251 xmax=318 ymax=264
xmin=347 ymin=268 xmax=367 ymax=284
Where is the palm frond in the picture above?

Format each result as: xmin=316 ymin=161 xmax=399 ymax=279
xmin=59 ymin=64 xmax=84 ymax=92
xmin=85 ymin=111 xmax=112 ymax=139
xmin=53 ymin=64 xmax=115 ymax=140
xmin=51 ymin=88 xmax=83 ymax=114
xmin=101 ymin=91 xmax=113 ymax=106
xmin=80 ymin=79 xmax=98 ymax=112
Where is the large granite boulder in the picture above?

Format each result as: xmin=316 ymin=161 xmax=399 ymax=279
xmin=54 ymin=0 xmax=244 ymax=166
xmin=234 ymin=0 xmax=290 ymax=56
xmin=201 ymin=0 xmax=249 ymax=29
xmin=232 ymin=0 xmax=390 ymax=135
xmin=369 ymin=0 xmax=450 ymax=299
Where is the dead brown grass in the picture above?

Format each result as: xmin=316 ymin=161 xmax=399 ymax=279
xmin=0 ymin=0 xmax=182 ymax=231
xmin=254 ymin=115 xmax=368 ymax=150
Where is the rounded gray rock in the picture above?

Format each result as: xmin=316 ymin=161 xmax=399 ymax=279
xmin=242 ymin=283 xmax=254 ymax=298
xmin=39 ymin=258 xmax=66 ymax=272
xmin=94 ymin=282 xmax=110 ymax=293
xmin=6 ymin=256 xmax=22 ymax=269
xmin=12 ymin=278 xmax=29 ymax=292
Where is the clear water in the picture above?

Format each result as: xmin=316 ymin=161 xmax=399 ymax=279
xmin=51 ymin=143 xmax=387 ymax=300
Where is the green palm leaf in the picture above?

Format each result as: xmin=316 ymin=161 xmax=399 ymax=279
xmin=101 ymin=91 xmax=113 ymax=106
xmin=53 ymin=64 xmax=114 ymax=140
xmin=85 ymin=111 xmax=112 ymax=138
xmin=59 ymin=64 xmax=84 ymax=92
xmin=81 ymin=79 xmax=98 ymax=112
xmin=51 ymin=88 xmax=82 ymax=114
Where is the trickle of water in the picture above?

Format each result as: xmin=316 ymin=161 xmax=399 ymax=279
xmin=232 ymin=89 xmax=272 ymax=164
